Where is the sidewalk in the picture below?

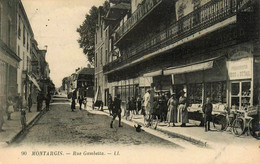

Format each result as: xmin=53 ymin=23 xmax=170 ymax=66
xmin=97 ymin=106 xmax=258 ymax=148
xmin=0 ymin=104 xmax=44 ymax=147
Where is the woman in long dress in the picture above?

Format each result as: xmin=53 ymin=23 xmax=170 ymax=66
xmin=177 ymin=91 xmax=189 ymax=127
xmin=167 ymin=93 xmax=178 ymax=127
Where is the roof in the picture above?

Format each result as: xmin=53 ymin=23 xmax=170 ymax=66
xmin=78 ymin=68 xmax=94 ymax=75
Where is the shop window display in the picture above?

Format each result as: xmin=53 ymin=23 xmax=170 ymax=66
xmin=205 ymin=81 xmax=226 ymax=104
xmin=231 ymin=81 xmax=252 ymax=110
xmin=188 ymin=83 xmax=202 ymax=104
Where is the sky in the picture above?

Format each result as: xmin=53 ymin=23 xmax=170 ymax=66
xmin=22 ymin=0 xmax=105 ymax=87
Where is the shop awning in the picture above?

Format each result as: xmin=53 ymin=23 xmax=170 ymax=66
xmin=28 ymin=75 xmax=41 ymax=91
xmin=164 ymin=61 xmax=213 ymax=75
xmin=143 ymin=70 xmax=162 ymax=77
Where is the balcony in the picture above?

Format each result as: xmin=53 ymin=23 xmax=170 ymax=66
xmin=114 ymin=0 xmax=163 ymax=44
xmin=104 ymin=0 xmax=255 ymax=73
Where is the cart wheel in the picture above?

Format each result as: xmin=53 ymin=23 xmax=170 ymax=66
xmin=232 ymin=118 xmax=245 ymax=137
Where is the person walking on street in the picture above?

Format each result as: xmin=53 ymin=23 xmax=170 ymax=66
xmin=202 ymin=97 xmax=213 ymax=132
xmin=28 ymin=94 xmax=32 ymax=112
xmin=107 ymin=94 xmax=113 ymax=116
xmin=125 ymin=97 xmax=131 ymax=120
xmin=136 ymin=95 xmax=142 ymax=115
xmin=110 ymin=94 xmax=123 ymax=128
xmin=167 ymin=93 xmax=178 ymax=127
xmin=45 ymin=93 xmax=51 ymax=111
xmin=129 ymin=97 xmax=135 ymax=120
xmin=37 ymin=93 xmax=43 ymax=112
xmin=83 ymin=97 xmax=87 ymax=110
xmin=78 ymin=95 xmax=83 ymax=110
xmin=177 ymin=90 xmax=189 ymax=127
xmin=159 ymin=94 xmax=167 ymax=122
xmin=71 ymin=96 xmax=76 ymax=112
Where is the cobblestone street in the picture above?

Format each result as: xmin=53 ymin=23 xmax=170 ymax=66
xmin=12 ymin=97 xmax=179 ymax=149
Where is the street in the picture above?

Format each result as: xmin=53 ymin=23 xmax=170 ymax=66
xmin=12 ymin=96 xmax=179 ymax=148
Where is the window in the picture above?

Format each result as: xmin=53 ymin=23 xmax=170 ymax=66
xmin=7 ymin=19 xmax=11 ymax=46
xmin=105 ymin=49 xmax=108 ymax=64
xmin=22 ymin=52 xmax=25 ymax=70
xmin=23 ymin=25 xmax=25 ymax=46
xmin=27 ymin=33 xmax=29 ymax=51
xmin=231 ymin=81 xmax=252 ymax=110
xmin=188 ymin=83 xmax=203 ymax=104
xmin=18 ymin=16 xmax=21 ymax=39
xmin=95 ymin=53 xmax=97 ymax=67
xmin=100 ymin=47 xmax=103 ymax=65
xmin=205 ymin=81 xmax=226 ymax=104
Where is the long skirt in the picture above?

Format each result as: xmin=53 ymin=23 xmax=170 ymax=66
xmin=167 ymin=106 xmax=177 ymax=123
xmin=177 ymin=104 xmax=189 ymax=123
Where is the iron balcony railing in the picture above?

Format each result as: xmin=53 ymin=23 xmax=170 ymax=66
xmin=115 ymin=0 xmax=163 ymax=43
xmin=104 ymin=0 xmax=253 ymax=73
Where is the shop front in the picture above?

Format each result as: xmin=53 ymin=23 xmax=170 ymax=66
xmin=164 ymin=56 xmax=228 ymax=123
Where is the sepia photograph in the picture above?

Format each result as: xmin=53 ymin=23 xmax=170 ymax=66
xmin=0 ymin=0 xmax=260 ymax=163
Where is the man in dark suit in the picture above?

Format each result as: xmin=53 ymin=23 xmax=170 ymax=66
xmin=110 ymin=94 xmax=123 ymax=128
xmin=202 ymin=97 xmax=213 ymax=132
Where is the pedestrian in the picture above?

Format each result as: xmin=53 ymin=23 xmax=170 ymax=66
xmin=177 ymin=90 xmax=189 ymax=127
xmin=16 ymin=94 xmax=22 ymax=112
xmin=167 ymin=93 xmax=178 ymax=127
xmin=125 ymin=97 xmax=131 ymax=120
xmin=28 ymin=93 xmax=32 ymax=112
xmin=20 ymin=107 xmax=26 ymax=131
xmin=78 ymin=95 xmax=83 ymax=110
xmin=71 ymin=96 xmax=76 ymax=112
xmin=143 ymin=90 xmax=151 ymax=120
xmin=129 ymin=97 xmax=136 ymax=120
xmin=0 ymin=104 xmax=5 ymax=132
xmin=83 ymin=97 xmax=87 ymax=110
xmin=110 ymin=94 xmax=123 ymax=128
xmin=202 ymin=97 xmax=213 ymax=132
xmin=37 ymin=93 xmax=43 ymax=112
xmin=136 ymin=95 xmax=142 ymax=115
xmin=6 ymin=96 xmax=14 ymax=120
xmin=107 ymin=94 xmax=113 ymax=116
xmin=45 ymin=93 xmax=51 ymax=111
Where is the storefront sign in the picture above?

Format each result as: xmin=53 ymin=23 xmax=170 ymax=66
xmin=227 ymin=51 xmax=253 ymax=80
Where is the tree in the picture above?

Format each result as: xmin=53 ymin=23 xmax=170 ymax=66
xmin=77 ymin=1 xmax=110 ymax=65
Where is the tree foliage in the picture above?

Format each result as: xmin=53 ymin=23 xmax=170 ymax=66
xmin=77 ymin=1 xmax=110 ymax=65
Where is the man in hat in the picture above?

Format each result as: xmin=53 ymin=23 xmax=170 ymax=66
xmin=177 ymin=90 xmax=189 ymax=127
xmin=202 ymin=97 xmax=213 ymax=132
xmin=110 ymin=94 xmax=123 ymax=128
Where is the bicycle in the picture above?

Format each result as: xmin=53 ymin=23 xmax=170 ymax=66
xmin=232 ymin=110 xmax=260 ymax=138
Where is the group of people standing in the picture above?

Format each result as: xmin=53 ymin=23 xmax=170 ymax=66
xmin=71 ymin=94 xmax=87 ymax=112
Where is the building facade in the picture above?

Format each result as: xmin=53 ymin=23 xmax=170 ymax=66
xmin=16 ymin=0 xmax=34 ymax=105
xmin=0 ymin=0 xmax=20 ymax=108
xmin=95 ymin=0 xmax=260 ymax=114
